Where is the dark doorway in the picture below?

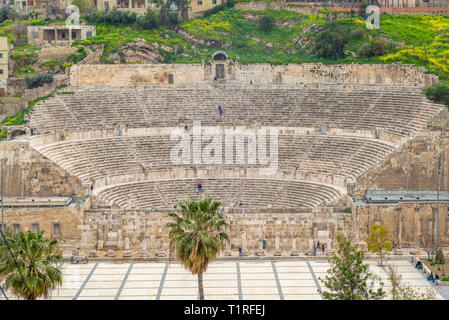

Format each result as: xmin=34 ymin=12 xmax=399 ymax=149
xmin=215 ymin=64 xmax=225 ymax=80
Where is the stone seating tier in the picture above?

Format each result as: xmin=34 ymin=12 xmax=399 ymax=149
xmin=29 ymin=86 xmax=443 ymax=136
xmin=35 ymin=134 xmax=396 ymax=186
xmin=95 ymin=178 xmax=342 ymax=209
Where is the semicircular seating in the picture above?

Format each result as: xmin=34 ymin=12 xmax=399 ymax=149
xmin=95 ymin=178 xmax=343 ymax=209
xmin=35 ymin=134 xmax=396 ymax=187
xmin=30 ymin=85 xmax=444 ymax=136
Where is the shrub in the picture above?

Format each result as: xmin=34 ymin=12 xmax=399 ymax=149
xmin=25 ymin=73 xmax=53 ymax=89
xmin=137 ymin=8 xmax=160 ymax=30
xmin=359 ymin=0 xmax=369 ymax=18
xmin=358 ymin=39 xmax=388 ymax=58
xmin=41 ymin=60 xmax=60 ymax=68
xmin=258 ymin=15 xmax=275 ymax=33
xmin=0 ymin=129 xmax=6 ymax=140
xmin=424 ymin=83 xmax=449 ymax=107
xmin=313 ymin=21 xmax=349 ymax=59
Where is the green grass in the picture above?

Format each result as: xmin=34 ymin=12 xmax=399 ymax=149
xmin=41 ymin=60 xmax=60 ymax=68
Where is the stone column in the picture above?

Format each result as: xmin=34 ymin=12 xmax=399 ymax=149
xmin=291 ymin=238 xmax=298 ymax=256
xmin=274 ymin=236 xmax=281 ymax=256
xmin=241 ymin=231 xmax=247 ymax=256
xmin=97 ymin=225 xmax=104 ymax=250
xmin=124 ymin=237 xmax=131 ymax=257
xmin=141 ymin=237 xmax=148 ymax=257
xmin=225 ymin=239 xmax=232 ymax=256
xmin=117 ymin=229 xmax=123 ymax=250
xmin=256 ymin=240 xmax=264 ymax=256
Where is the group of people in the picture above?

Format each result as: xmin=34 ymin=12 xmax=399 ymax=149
xmin=427 ymin=272 xmax=440 ymax=284
xmin=313 ymin=241 xmax=325 ymax=256
xmin=415 ymin=260 xmax=440 ymax=284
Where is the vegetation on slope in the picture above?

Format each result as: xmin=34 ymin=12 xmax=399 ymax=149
xmin=0 ymin=5 xmax=448 ymax=105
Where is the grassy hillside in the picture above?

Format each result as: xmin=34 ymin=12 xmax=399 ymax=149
xmin=0 ymin=7 xmax=448 ymax=104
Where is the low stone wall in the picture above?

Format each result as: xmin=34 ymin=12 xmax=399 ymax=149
xmin=69 ymin=63 xmax=439 ymax=87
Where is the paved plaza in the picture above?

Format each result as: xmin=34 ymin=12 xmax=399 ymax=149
xmin=0 ymin=259 xmax=444 ymax=300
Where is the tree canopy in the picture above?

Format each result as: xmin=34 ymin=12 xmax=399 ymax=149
xmin=320 ymin=234 xmax=385 ymax=300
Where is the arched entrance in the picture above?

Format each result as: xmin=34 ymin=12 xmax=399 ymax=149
xmin=213 ymin=51 xmax=228 ymax=80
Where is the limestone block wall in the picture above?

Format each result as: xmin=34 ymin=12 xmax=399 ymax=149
xmin=69 ymin=63 xmax=440 ymax=87
xmin=69 ymin=64 xmax=204 ymax=86
xmin=355 ymin=131 xmax=449 ymax=195
xmin=353 ymin=202 xmax=449 ymax=248
xmin=0 ymin=141 xmax=83 ymax=197
xmin=236 ymin=63 xmax=439 ymax=86
xmin=3 ymin=206 xmax=84 ymax=241
xmin=80 ymin=207 xmax=353 ymax=255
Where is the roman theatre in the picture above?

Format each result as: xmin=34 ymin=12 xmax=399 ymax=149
xmin=1 ymin=53 xmax=448 ymax=257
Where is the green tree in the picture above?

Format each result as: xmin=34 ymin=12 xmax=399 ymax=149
xmin=435 ymin=248 xmax=445 ymax=275
xmin=358 ymin=39 xmax=388 ymax=58
xmin=366 ymin=224 xmax=393 ymax=266
xmin=359 ymin=0 xmax=369 ymax=18
xmin=319 ymin=234 xmax=385 ymax=300
xmin=424 ymin=83 xmax=449 ymax=107
xmin=71 ymin=0 xmax=90 ymax=14
xmin=166 ymin=196 xmax=230 ymax=300
xmin=0 ymin=231 xmax=63 ymax=300
xmin=258 ymin=15 xmax=275 ymax=33
xmin=313 ymin=22 xmax=349 ymax=59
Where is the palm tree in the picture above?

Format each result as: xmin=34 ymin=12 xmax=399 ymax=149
xmin=0 ymin=230 xmax=63 ymax=300
xmin=166 ymin=196 xmax=229 ymax=300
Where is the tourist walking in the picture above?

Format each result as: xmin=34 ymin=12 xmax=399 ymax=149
xmin=197 ymin=183 xmax=203 ymax=193
xmin=218 ymin=105 xmax=223 ymax=116
xmin=321 ymin=244 xmax=325 ymax=255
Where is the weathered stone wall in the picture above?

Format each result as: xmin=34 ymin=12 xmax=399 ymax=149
xmin=355 ymin=131 xmax=449 ymax=195
xmin=3 ymin=205 xmax=84 ymax=254
xmin=0 ymin=141 xmax=83 ymax=197
xmin=48 ymin=200 xmax=449 ymax=257
xmin=69 ymin=63 xmax=439 ymax=87
xmin=0 ymin=98 xmax=24 ymax=123
xmin=7 ymin=74 xmax=68 ymax=98
xmin=80 ymin=207 xmax=353 ymax=256
xmin=38 ymin=47 xmax=78 ymax=64
xmin=70 ymin=64 xmax=204 ymax=86
xmin=353 ymin=202 xmax=449 ymax=248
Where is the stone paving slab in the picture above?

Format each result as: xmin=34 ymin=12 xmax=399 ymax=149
xmin=0 ymin=259 xmax=444 ymax=300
